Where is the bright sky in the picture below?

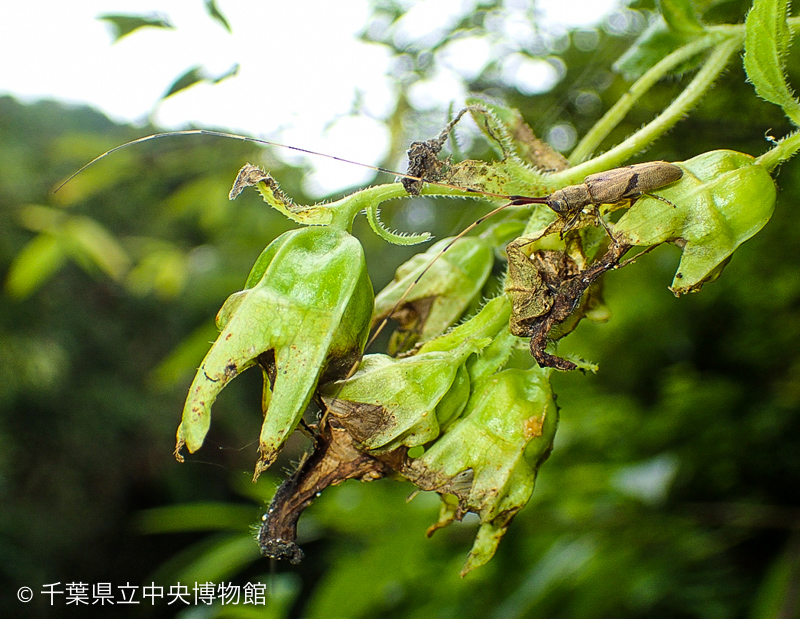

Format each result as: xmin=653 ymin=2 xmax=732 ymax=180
xmin=0 ymin=0 xmax=618 ymax=194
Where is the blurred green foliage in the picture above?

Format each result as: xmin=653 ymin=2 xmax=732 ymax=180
xmin=2 ymin=0 xmax=800 ymax=617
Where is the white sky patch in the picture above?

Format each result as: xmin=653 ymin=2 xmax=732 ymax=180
xmin=0 ymin=0 xmax=619 ymax=194
xmin=538 ymin=0 xmax=618 ymax=28
xmin=438 ymin=35 xmax=494 ymax=81
xmin=391 ymin=0 xmax=478 ymax=50
xmin=611 ymin=454 xmax=680 ymax=505
xmin=407 ymin=65 xmax=469 ymax=111
xmin=498 ymin=8 xmax=538 ymax=47
xmin=501 ymin=54 xmax=561 ymax=95
xmin=285 ymin=115 xmax=393 ymax=197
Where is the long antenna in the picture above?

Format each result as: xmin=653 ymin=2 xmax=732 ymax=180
xmin=54 ymin=129 xmax=536 ymax=203
xmin=56 ymin=125 xmax=551 ymax=376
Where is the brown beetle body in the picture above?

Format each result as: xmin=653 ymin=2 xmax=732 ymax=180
xmin=546 ymin=161 xmax=683 ymax=216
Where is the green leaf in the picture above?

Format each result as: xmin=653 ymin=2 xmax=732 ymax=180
xmin=204 ymin=0 xmax=233 ymax=33
xmin=658 ymin=0 xmax=706 ymax=34
xmin=7 ymin=207 xmax=129 ymax=295
xmin=372 ymin=235 xmax=495 ymax=351
xmin=125 ymin=246 xmax=188 ymax=298
xmin=743 ymin=0 xmax=800 ymax=126
xmin=61 ymin=216 xmax=131 ymax=281
xmin=16 ymin=204 xmax=66 ymax=232
xmin=98 ymin=13 xmax=174 ymax=43
xmin=162 ymin=66 xmax=204 ymax=100
xmin=161 ymin=64 xmax=239 ymax=100
xmin=210 ymin=63 xmax=240 ymax=84
xmin=749 ymin=541 xmax=800 ymax=619
xmin=4 ymin=234 xmax=66 ymax=299
xmin=133 ymin=502 xmax=257 ymax=534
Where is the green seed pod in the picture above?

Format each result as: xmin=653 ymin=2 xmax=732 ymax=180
xmin=404 ymin=365 xmax=558 ymax=576
xmin=175 ymin=225 xmax=373 ymax=479
xmin=613 ymin=150 xmax=776 ymax=295
xmin=320 ymin=338 xmax=489 ymax=452
xmin=323 ymin=296 xmax=513 ymax=451
xmin=372 ymin=235 xmax=494 ymax=353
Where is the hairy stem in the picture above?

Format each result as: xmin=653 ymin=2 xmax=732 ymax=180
xmin=756 ymin=130 xmax=800 ymax=171
xmin=569 ymin=34 xmax=727 ymax=165
xmin=558 ymin=35 xmax=742 ymax=184
xmin=569 ymin=13 xmax=800 ymax=166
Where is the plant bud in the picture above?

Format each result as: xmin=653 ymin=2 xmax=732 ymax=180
xmin=175 ymin=225 xmax=373 ymax=479
xmin=323 ymin=296 xmax=513 ymax=451
xmin=404 ymin=365 xmax=557 ymax=575
xmin=372 ymin=236 xmax=494 ymax=352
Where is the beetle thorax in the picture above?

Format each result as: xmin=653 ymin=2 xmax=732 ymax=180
xmin=547 ymin=184 xmax=591 ymax=215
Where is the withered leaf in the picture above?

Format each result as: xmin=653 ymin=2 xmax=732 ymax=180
xmin=258 ymin=418 xmax=392 ymax=563
xmin=506 ymin=237 xmax=630 ymax=371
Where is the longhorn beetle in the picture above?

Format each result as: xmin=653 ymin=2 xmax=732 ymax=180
xmin=56 ymin=120 xmax=684 ymax=357
xmin=515 ymin=161 xmax=683 ymax=221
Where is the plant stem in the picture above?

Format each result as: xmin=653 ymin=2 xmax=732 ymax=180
xmin=558 ymin=35 xmax=742 ymax=184
xmin=568 ymin=34 xmax=725 ymax=165
xmin=756 ymin=130 xmax=800 ymax=171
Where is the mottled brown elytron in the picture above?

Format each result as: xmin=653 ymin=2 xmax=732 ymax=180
xmin=542 ymin=161 xmax=683 ymax=217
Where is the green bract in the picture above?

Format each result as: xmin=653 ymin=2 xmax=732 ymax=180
xmin=175 ymin=225 xmax=373 ymax=479
xmin=320 ymin=343 xmax=482 ymax=451
xmin=405 ymin=365 xmax=557 ymax=576
xmin=322 ymin=296 xmax=513 ymax=451
xmin=372 ymin=235 xmax=494 ymax=352
xmin=321 ymin=294 xmax=556 ymax=574
xmin=613 ymin=150 xmax=776 ymax=294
